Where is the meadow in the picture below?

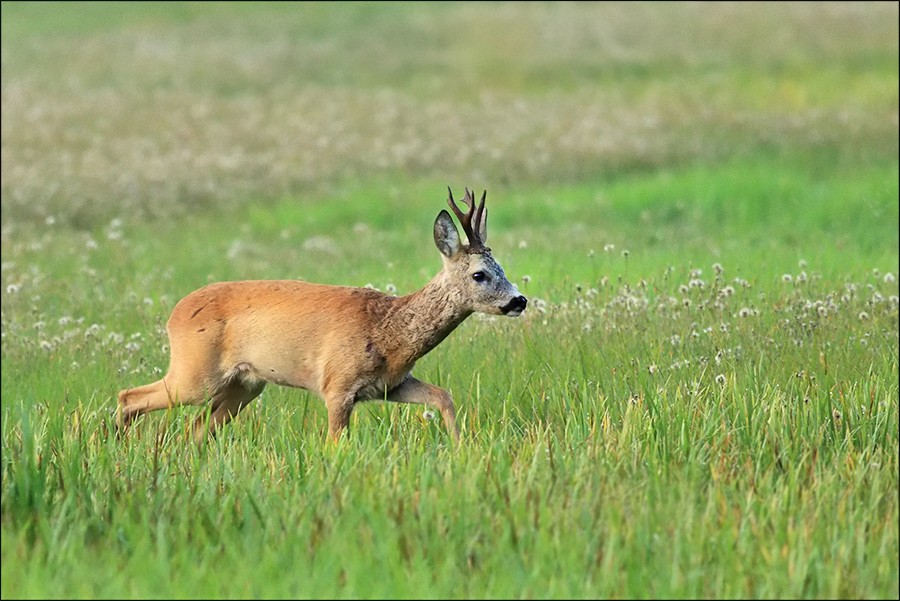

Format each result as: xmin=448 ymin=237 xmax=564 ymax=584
xmin=1 ymin=2 xmax=898 ymax=598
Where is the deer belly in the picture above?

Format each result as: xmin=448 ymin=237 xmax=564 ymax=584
xmin=231 ymin=343 xmax=321 ymax=391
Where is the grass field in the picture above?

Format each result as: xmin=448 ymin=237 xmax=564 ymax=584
xmin=1 ymin=2 xmax=898 ymax=598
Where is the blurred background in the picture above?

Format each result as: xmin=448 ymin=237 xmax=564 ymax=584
xmin=2 ymin=1 xmax=897 ymax=229
xmin=1 ymin=6 xmax=898 ymax=598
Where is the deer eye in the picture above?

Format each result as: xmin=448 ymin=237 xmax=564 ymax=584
xmin=472 ymin=271 xmax=487 ymax=282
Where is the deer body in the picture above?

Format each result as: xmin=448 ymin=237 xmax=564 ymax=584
xmin=118 ymin=188 xmax=526 ymax=441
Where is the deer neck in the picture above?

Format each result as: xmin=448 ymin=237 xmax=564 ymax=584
xmin=389 ymin=270 xmax=471 ymax=364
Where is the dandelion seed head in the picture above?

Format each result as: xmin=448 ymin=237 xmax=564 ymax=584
xmin=715 ymin=374 xmax=727 ymax=386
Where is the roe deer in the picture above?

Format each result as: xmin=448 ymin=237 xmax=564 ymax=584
xmin=117 ymin=188 xmax=527 ymax=442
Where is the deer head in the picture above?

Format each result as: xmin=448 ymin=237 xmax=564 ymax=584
xmin=433 ymin=187 xmax=527 ymax=316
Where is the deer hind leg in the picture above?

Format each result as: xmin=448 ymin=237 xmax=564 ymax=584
xmin=193 ymin=362 xmax=266 ymax=441
xmin=193 ymin=379 xmax=265 ymax=441
xmin=118 ymin=351 xmax=219 ymax=432
xmin=387 ymin=376 xmax=460 ymax=442
xmin=117 ymin=376 xmax=208 ymax=431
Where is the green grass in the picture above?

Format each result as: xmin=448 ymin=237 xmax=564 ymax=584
xmin=2 ymin=2 xmax=898 ymax=599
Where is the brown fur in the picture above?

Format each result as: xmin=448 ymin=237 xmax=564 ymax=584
xmin=117 ymin=193 xmax=525 ymax=442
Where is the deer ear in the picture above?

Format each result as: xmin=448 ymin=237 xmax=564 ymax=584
xmin=434 ymin=210 xmax=462 ymax=258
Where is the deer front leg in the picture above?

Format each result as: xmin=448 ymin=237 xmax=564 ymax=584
xmin=325 ymin=392 xmax=356 ymax=442
xmin=387 ymin=376 xmax=460 ymax=442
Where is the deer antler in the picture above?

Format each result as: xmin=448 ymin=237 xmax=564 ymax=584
xmin=447 ymin=187 xmax=488 ymax=250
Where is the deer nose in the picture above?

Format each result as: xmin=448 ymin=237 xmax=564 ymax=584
xmin=502 ymin=295 xmax=528 ymax=315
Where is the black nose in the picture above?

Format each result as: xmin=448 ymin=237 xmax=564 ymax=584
xmin=501 ymin=295 xmax=528 ymax=315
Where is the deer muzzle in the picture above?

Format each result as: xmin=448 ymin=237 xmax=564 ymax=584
xmin=501 ymin=295 xmax=528 ymax=316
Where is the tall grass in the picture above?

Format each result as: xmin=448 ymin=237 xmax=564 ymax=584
xmin=2 ymin=2 xmax=898 ymax=598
